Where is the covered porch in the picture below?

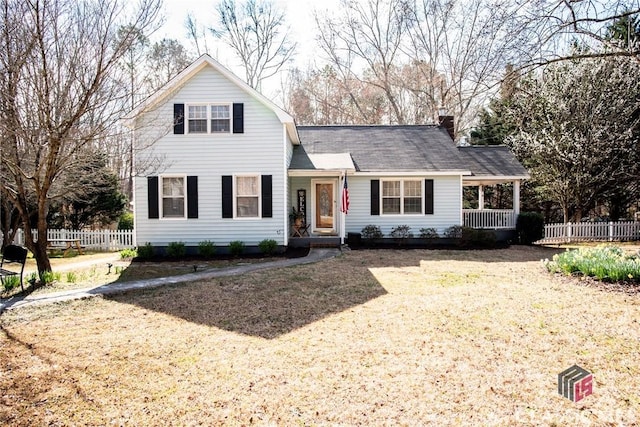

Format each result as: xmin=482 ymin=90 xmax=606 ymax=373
xmin=462 ymin=179 xmax=521 ymax=229
xmin=458 ymin=145 xmax=529 ymax=230
xmin=287 ymin=152 xmax=354 ymax=245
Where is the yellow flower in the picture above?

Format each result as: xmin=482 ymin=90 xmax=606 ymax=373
xmin=628 ymin=274 xmax=634 ymax=279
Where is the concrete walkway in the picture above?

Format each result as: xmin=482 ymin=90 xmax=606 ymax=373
xmin=0 ymin=248 xmax=341 ymax=313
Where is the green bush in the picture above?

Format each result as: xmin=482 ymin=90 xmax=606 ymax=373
xmin=120 ymin=248 xmax=137 ymax=259
xmin=460 ymin=227 xmax=496 ymax=248
xmin=361 ymin=224 xmax=383 ymax=239
xmin=137 ymin=242 xmax=154 ymax=259
xmin=516 ymin=212 xmax=545 ymax=245
xmin=2 ymin=275 xmax=20 ymax=291
xmin=545 ymin=246 xmax=640 ymax=282
xmin=258 ymin=239 xmax=278 ymax=255
xmin=118 ymin=212 xmax=134 ymax=230
xmin=229 ymin=240 xmax=245 ymax=257
xmin=443 ymin=225 xmax=464 ymax=238
xmin=198 ymin=240 xmax=217 ymax=258
xmin=419 ymin=227 xmax=439 ymax=239
xmin=389 ymin=225 xmax=413 ymax=238
xmin=443 ymin=226 xmax=496 ymax=248
xmin=166 ymin=241 xmax=186 ymax=258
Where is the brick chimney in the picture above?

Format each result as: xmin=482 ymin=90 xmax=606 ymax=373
xmin=438 ymin=115 xmax=455 ymax=141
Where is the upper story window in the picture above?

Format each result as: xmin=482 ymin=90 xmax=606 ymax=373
xmin=235 ymin=175 xmax=260 ymax=218
xmin=187 ymin=104 xmax=231 ymax=134
xmin=382 ymin=179 xmax=423 ymax=215
xmin=162 ymin=176 xmax=185 ymax=218
xmin=211 ymin=105 xmax=230 ymax=132
xmin=187 ymin=106 xmax=207 ymax=133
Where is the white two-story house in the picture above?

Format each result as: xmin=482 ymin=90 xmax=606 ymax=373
xmin=125 ymin=54 xmax=528 ymax=252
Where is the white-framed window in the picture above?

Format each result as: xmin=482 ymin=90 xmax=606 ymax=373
xmin=187 ymin=105 xmax=207 ymax=133
xmin=211 ymin=105 xmax=230 ymax=132
xmin=235 ymin=175 xmax=260 ymax=218
xmin=381 ymin=179 xmax=423 ymax=215
xmin=161 ymin=176 xmax=186 ymax=218
xmin=187 ymin=103 xmax=231 ymax=134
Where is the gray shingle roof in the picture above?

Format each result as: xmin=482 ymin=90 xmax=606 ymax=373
xmin=291 ymin=125 xmax=528 ymax=179
xmin=293 ymin=125 xmax=469 ymax=172
xmin=458 ymin=146 xmax=529 ymax=178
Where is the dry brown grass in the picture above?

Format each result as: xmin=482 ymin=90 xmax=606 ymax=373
xmin=1 ymin=246 xmax=639 ymax=425
xmin=2 ymin=253 xmax=285 ymax=298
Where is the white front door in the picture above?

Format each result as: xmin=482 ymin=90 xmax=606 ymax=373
xmin=312 ymin=180 xmax=337 ymax=233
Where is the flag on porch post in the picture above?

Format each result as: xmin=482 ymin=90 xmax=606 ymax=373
xmin=341 ymin=173 xmax=350 ymax=214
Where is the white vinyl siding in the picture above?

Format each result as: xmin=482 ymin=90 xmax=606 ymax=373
xmin=289 ymin=175 xmax=463 ymax=237
xmin=134 ymin=66 xmax=287 ymax=246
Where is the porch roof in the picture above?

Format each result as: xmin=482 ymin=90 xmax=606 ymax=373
xmin=458 ymin=146 xmax=529 ymax=182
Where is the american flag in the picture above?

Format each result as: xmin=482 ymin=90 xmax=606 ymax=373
xmin=341 ymin=173 xmax=350 ymax=214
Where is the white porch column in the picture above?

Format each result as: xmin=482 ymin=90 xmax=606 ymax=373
xmin=513 ymin=180 xmax=521 ymax=215
xmin=478 ymin=185 xmax=484 ymax=210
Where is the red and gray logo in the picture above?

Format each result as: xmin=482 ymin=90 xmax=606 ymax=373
xmin=558 ymin=365 xmax=593 ymax=402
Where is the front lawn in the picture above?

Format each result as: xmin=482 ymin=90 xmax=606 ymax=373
xmin=1 ymin=247 xmax=638 ymax=425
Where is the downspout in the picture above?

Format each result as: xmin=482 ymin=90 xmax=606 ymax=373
xmin=283 ymin=124 xmax=289 ymax=247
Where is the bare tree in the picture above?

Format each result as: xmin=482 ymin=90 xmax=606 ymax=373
xmin=116 ymin=24 xmax=149 ymax=203
xmin=0 ymin=0 xmax=162 ymax=275
xmin=185 ymin=12 xmax=211 ymax=56
xmin=403 ymin=0 xmax=543 ymax=135
xmin=145 ymin=38 xmax=193 ymax=91
xmin=315 ymin=0 xmax=409 ymax=124
xmin=211 ymin=0 xmax=296 ymax=90
xmin=526 ymin=0 xmax=640 ymax=64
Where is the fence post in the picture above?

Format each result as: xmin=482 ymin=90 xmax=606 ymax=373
xmin=566 ymin=222 xmax=572 ymax=243
xmin=609 ymin=221 xmax=614 ymax=242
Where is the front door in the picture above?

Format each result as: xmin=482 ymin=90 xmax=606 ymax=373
xmin=314 ymin=180 xmax=336 ymax=232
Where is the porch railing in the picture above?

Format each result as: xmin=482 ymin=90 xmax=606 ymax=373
xmin=3 ymin=229 xmax=136 ymax=251
xmin=540 ymin=221 xmax=640 ymax=243
xmin=463 ymin=209 xmax=517 ymax=229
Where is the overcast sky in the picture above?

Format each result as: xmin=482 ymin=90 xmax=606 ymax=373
xmin=156 ymin=0 xmax=339 ymax=86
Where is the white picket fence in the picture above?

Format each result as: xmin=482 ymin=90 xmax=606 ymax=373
xmin=541 ymin=221 xmax=640 ymax=243
xmin=5 ymin=229 xmax=136 ymax=251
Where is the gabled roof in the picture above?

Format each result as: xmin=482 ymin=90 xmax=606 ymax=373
xmin=293 ymin=125 xmax=471 ymax=173
xmin=458 ymin=145 xmax=529 ymax=180
xmin=123 ymin=54 xmax=299 ymax=144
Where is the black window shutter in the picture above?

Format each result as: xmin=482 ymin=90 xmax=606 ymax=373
xmin=371 ymin=180 xmax=380 ymax=216
xmin=222 ymin=175 xmax=233 ymax=218
xmin=261 ymin=175 xmax=272 ymax=218
xmin=173 ymin=104 xmax=184 ymax=134
xmin=233 ymin=103 xmax=244 ymax=134
xmin=425 ymin=179 xmax=434 ymax=215
xmin=187 ymin=176 xmax=198 ymax=218
xmin=147 ymin=176 xmax=159 ymax=219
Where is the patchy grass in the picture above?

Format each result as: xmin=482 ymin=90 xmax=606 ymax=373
xmin=1 ymin=252 xmax=291 ymax=298
xmin=1 ymin=246 xmax=639 ymax=425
